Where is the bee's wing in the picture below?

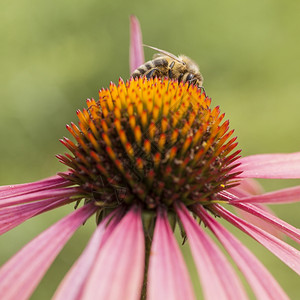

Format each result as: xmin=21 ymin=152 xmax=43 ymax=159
xmin=143 ymin=44 xmax=182 ymax=63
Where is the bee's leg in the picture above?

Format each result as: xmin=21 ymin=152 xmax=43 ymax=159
xmin=185 ymin=74 xmax=195 ymax=88
xmin=198 ymin=86 xmax=206 ymax=95
xmin=186 ymin=74 xmax=194 ymax=84
xmin=168 ymin=61 xmax=175 ymax=78
xmin=188 ymin=77 xmax=205 ymax=93
xmin=178 ymin=73 xmax=184 ymax=83
xmin=190 ymin=78 xmax=198 ymax=86
xmin=145 ymin=68 xmax=159 ymax=79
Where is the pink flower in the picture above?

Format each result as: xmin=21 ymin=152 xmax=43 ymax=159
xmin=0 ymin=15 xmax=299 ymax=300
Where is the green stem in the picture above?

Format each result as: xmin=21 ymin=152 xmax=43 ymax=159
xmin=141 ymin=235 xmax=152 ymax=300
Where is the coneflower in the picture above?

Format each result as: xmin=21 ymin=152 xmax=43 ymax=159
xmin=0 ymin=16 xmax=299 ymax=300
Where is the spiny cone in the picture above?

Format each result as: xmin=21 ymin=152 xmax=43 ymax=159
xmin=58 ymin=77 xmax=241 ymax=218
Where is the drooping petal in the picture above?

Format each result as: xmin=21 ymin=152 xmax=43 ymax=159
xmin=0 ymin=203 xmax=97 ymax=300
xmin=195 ymin=205 xmax=289 ymax=300
xmin=233 ymin=204 xmax=284 ymax=239
xmin=176 ymin=203 xmax=248 ymax=300
xmin=0 ymin=197 xmax=71 ymax=235
xmin=53 ymin=210 xmax=121 ymax=300
xmin=234 ymin=152 xmax=300 ymax=179
xmin=214 ymin=205 xmax=300 ymax=275
xmin=218 ymin=185 xmax=296 ymax=238
xmin=81 ymin=207 xmax=145 ymax=300
xmin=230 ymin=202 xmax=300 ymax=243
xmin=228 ymin=178 xmax=264 ymax=196
xmin=231 ymin=185 xmax=300 ymax=204
xmin=147 ymin=209 xmax=196 ymax=300
xmin=129 ymin=15 xmax=145 ymax=73
xmin=0 ymin=174 xmax=71 ymax=198
xmin=0 ymin=187 xmax=80 ymax=209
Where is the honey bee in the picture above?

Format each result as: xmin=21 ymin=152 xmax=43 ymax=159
xmin=131 ymin=45 xmax=204 ymax=88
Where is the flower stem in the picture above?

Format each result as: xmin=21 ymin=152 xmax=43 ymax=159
xmin=141 ymin=235 xmax=152 ymax=299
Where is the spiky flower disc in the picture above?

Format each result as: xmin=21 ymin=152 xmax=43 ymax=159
xmin=58 ymin=77 xmax=241 ymax=217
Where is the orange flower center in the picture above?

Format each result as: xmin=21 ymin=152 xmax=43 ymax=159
xmin=58 ymin=77 xmax=241 ymax=217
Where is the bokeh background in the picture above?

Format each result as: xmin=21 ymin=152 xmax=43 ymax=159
xmin=0 ymin=0 xmax=299 ymax=298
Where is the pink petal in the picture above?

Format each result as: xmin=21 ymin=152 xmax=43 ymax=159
xmin=53 ymin=211 xmax=121 ymax=300
xmin=220 ymin=187 xmax=299 ymax=239
xmin=0 ymin=187 xmax=80 ymax=209
xmin=176 ymin=203 xmax=248 ymax=300
xmin=233 ymin=204 xmax=284 ymax=239
xmin=129 ymin=15 xmax=145 ymax=73
xmin=0 ymin=197 xmax=71 ymax=235
xmin=231 ymin=202 xmax=300 ymax=243
xmin=0 ymin=174 xmax=71 ymax=199
xmin=81 ymin=207 xmax=145 ymax=300
xmin=231 ymin=185 xmax=300 ymax=204
xmin=228 ymin=178 xmax=264 ymax=195
xmin=234 ymin=152 xmax=300 ymax=179
xmin=0 ymin=203 xmax=97 ymax=300
xmin=147 ymin=209 xmax=196 ymax=300
xmin=195 ymin=205 xmax=289 ymax=300
xmin=214 ymin=205 xmax=300 ymax=275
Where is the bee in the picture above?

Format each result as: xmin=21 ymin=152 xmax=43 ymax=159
xmin=131 ymin=45 xmax=204 ymax=88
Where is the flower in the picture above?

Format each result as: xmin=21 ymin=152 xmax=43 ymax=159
xmin=0 ymin=15 xmax=300 ymax=300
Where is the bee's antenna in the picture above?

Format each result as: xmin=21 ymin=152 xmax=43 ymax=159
xmin=143 ymin=44 xmax=182 ymax=63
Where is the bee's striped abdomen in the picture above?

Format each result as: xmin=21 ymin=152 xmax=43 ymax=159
xmin=131 ymin=58 xmax=168 ymax=78
xmin=153 ymin=58 xmax=168 ymax=67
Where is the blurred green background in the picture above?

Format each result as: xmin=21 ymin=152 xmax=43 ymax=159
xmin=0 ymin=0 xmax=299 ymax=299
